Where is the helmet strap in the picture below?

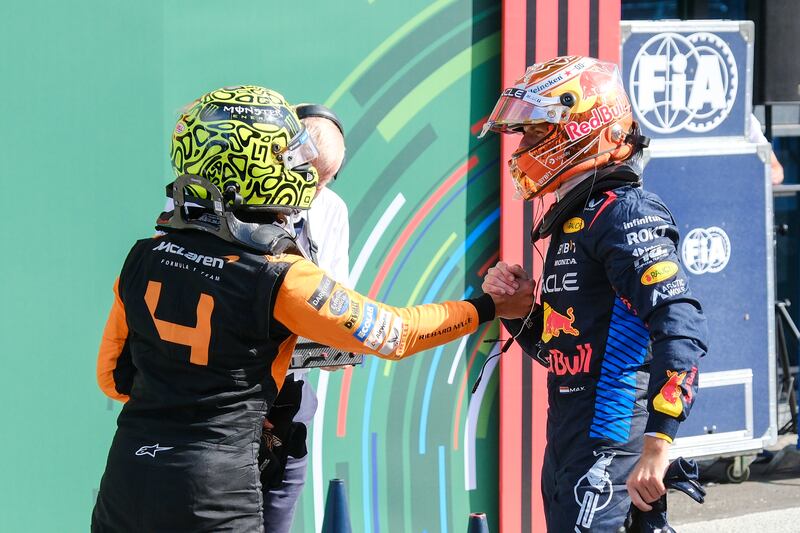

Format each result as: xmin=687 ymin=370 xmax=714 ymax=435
xmin=159 ymin=174 xmax=307 ymax=257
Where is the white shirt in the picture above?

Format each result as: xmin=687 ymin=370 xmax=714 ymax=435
xmin=300 ymin=187 xmax=351 ymax=288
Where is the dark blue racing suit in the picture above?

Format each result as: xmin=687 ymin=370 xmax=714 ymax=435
xmin=506 ymin=182 xmax=708 ymax=532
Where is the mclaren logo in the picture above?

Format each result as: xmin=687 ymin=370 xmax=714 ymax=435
xmin=153 ymin=241 xmax=237 ymax=269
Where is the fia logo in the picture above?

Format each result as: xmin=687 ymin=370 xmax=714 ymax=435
xmin=629 ymin=32 xmax=737 ymax=134
xmin=682 ymin=226 xmax=731 ymax=275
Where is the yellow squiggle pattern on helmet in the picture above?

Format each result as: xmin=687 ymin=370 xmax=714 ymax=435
xmin=170 ymin=86 xmax=318 ymax=209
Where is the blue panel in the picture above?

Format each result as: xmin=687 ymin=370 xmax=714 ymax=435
xmin=678 ymin=384 xmax=748 ymax=437
xmin=621 ymin=24 xmax=751 ymax=141
xmin=591 ymin=298 xmax=649 ymax=441
xmin=644 ymin=150 xmax=771 ymax=440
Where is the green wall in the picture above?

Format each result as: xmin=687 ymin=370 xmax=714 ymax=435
xmin=0 ymin=1 xmax=501 ymax=531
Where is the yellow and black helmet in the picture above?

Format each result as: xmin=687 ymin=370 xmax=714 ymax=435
xmin=170 ymin=85 xmax=319 ymax=210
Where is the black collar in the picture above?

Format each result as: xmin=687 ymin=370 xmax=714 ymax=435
xmin=531 ymin=165 xmax=641 ymax=243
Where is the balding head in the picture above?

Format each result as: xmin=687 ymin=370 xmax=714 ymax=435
xmin=303 ymin=116 xmax=346 ymax=190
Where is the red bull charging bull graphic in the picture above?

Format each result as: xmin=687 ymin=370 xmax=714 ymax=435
xmin=653 ymin=370 xmax=687 ymax=417
xmin=541 ymin=302 xmax=580 ymax=342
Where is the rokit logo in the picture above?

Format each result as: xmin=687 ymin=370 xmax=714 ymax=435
xmin=626 ymin=225 xmax=668 ymax=245
xmin=629 ymin=32 xmax=737 ymax=134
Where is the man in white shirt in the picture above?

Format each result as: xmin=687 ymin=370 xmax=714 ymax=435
xmin=260 ymin=103 xmax=350 ymax=533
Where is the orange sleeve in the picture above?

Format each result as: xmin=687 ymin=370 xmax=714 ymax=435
xmin=97 ymin=278 xmax=131 ymax=402
xmin=270 ymin=256 xmax=482 ymax=360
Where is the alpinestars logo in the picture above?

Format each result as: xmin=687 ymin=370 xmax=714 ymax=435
xmin=152 ymin=241 xmax=231 ymax=269
xmin=135 ymin=444 xmax=174 ymax=457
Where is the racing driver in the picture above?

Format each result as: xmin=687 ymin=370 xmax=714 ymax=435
xmin=91 ymin=85 xmax=533 ymax=532
xmin=480 ymin=56 xmax=708 ymax=532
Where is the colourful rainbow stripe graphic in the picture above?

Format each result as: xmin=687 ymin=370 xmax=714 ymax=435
xmin=292 ymin=1 xmax=504 ymax=531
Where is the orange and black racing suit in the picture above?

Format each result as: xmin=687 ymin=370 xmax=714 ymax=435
xmin=91 ymin=229 xmax=494 ymax=532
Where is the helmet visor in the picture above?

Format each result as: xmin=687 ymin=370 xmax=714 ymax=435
xmin=283 ymin=128 xmax=319 ymax=170
xmin=480 ymin=88 xmax=570 ymax=137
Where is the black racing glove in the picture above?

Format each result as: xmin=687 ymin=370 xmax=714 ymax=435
xmin=258 ymin=376 xmax=309 ymax=490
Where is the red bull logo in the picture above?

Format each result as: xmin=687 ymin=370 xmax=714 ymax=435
xmin=579 ymin=63 xmax=616 ymax=98
xmin=549 ymin=343 xmax=592 ymax=376
xmin=541 ymin=302 xmax=580 ymax=342
xmin=683 ymin=366 xmax=697 ymax=404
xmin=653 ymin=370 xmax=687 ymax=417
xmin=564 ymin=96 xmax=630 ymax=141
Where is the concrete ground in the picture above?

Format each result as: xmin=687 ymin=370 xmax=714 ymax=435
xmin=669 ymin=434 xmax=800 ymax=531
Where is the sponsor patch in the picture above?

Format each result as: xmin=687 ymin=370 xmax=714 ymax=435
xmin=563 ymin=217 xmax=584 ymax=233
xmin=626 ymin=225 xmax=668 ymax=245
xmin=328 ymin=289 xmax=350 ymax=316
xmin=623 ymin=215 xmax=666 ymax=230
xmin=541 ymin=302 xmax=580 ymax=343
xmin=633 ymin=244 xmax=670 ymax=269
xmin=559 ymin=385 xmax=587 ymax=394
xmin=557 ymin=240 xmax=576 ymax=255
xmin=379 ymin=316 xmax=404 ymax=356
xmin=640 ymin=261 xmax=678 ymax=285
xmin=353 ymin=303 xmax=378 ymax=342
xmin=573 ymin=451 xmax=615 ymax=529
xmin=152 ymin=240 xmax=226 ymax=269
xmin=554 ymin=258 xmax=577 ymax=266
xmin=343 ymin=298 xmax=362 ymax=330
xmin=650 ymin=278 xmax=687 ymax=305
xmin=548 ymin=343 xmax=593 ymax=376
xmin=542 ymin=272 xmax=579 ymax=294
xmin=307 ymin=275 xmax=335 ymax=310
xmin=365 ymin=309 xmax=393 ymax=351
